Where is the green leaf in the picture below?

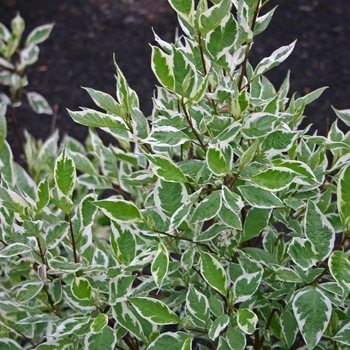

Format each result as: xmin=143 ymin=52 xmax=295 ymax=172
xmin=151 ymin=46 xmax=175 ymax=92
xmin=111 ymin=222 xmax=136 ymax=265
xmin=198 ymin=0 xmax=232 ymax=36
xmin=186 ymin=285 xmax=210 ymax=329
xmin=25 ymin=23 xmax=54 ymax=46
xmin=237 ymin=308 xmax=258 ymax=335
xmin=35 ymin=338 xmax=75 ymax=350
xmin=68 ymin=108 xmax=127 ymax=128
xmin=131 ymin=107 xmax=150 ymax=140
xmin=109 ymin=275 xmax=136 ymax=305
xmin=151 ymin=240 xmax=169 ymax=289
xmin=253 ymin=41 xmax=296 ymax=77
xmin=0 ymin=243 xmax=31 ymax=258
xmin=292 ymin=286 xmax=332 ymax=349
xmin=191 ymin=191 xmax=221 ymax=223
xmin=112 ymin=302 xmax=149 ymax=343
xmin=85 ymin=326 xmax=117 ymax=350
xmin=94 ymin=199 xmax=143 ymax=223
xmin=128 ymin=297 xmax=180 ymax=325
xmin=305 ymin=200 xmax=335 ymax=261
xmin=208 ymin=314 xmax=230 ymax=340
xmin=146 ymin=126 xmax=190 ymax=147
xmin=71 ymin=277 xmax=92 ymax=300
xmin=154 ymin=179 xmax=188 ymax=217
xmin=242 ymin=208 xmax=271 ymax=242
xmin=67 ymin=149 xmax=97 ymax=175
xmin=0 ymin=186 xmax=30 ymax=217
xmin=83 ymin=87 xmax=124 ymax=116
xmin=146 ymin=154 xmax=187 ymax=183
xmin=53 ymin=316 xmax=91 ymax=337
xmin=11 ymin=13 xmax=25 ymax=39
xmin=148 ymin=331 xmax=192 ymax=350
xmin=238 ymin=185 xmax=283 ymax=208
xmin=207 ymin=146 xmax=228 ymax=176
xmin=90 ymin=313 xmax=108 ymax=334
xmin=168 ymin=0 xmax=194 ymax=25
xmin=295 ymin=86 xmax=328 ymax=109
xmin=329 ymin=251 xmax=350 ymax=295
xmin=280 ymin=310 xmax=298 ymax=348
xmin=204 ymin=13 xmax=238 ymax=61
xmin=332 ymin=106 xmax=350 ymax=127
xmin=218 ymin=203 xmax=242 ymax=230
xmin=252 ymin=167 xmax=297 ymax=191
xmin=16 ymin=281 xmax=44 ymax=302
xmin=200 ymin=252 xmax=227 ymax=297
xmin=26 ymin=92 xmax=53 ymax=114
xmin=332 ymin=322 xmax=350 ymax=346
xmin=0 ymin=339 xmax=23 ymax=350
xmin=0 ymin=140 xmax=16 ymax=189
xmin=337 ymin=163 xmax=350 ymax=227
xmin=122 ymin=170 xmax=157 ymax=186
xmin=36 ymin=177 xmax=50 ymax=213
xmin=287 ymin=237 xmax=317 ymax=271
xmin=54 ymin=147 xmax=76 ymax=197
xmin=46 ymin=221 xmax=69 ymax=249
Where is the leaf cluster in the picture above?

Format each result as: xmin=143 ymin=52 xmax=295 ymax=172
xmin=0 ymin=1 xmax=350 ymax=349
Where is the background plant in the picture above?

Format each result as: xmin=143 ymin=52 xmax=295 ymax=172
xmin=0 ymin=13 xmax=53 ymax=155
xmin=1 ymin=0 xmax=350 ymax=349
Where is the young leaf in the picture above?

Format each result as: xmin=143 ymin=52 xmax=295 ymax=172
xmin=25 ymin=23 xmax=54 ymax=46
xmin=237 ymin=308 xmax=258 ymax=335
xmin=36 ymin=177 xmax=50 ymax=213
xmin=26 ymin=92 xmax=53 ymax=114
xmin=200 ymin=252 xmax=227 ymax=297
xmin=292 ymin=286 xmax=332 ymax=349
xmin=168 ymin=0 xmax=195 ymax=25
xmin=83 ymin=87 xmax=124 ymax=116
xmin=332 ymin=106 xmax=350 ymax=127
xmin=151 ymin=46 xmax=175 ymax=92
xmin=54 ymin=147 xmax=76 ymax=198
xmin=198 ymin=0 xmax=232 ymax=36
xmin=337 ymin=163 xmax=350 ymax=227
xmin=253 ymin=41 xmax=296 ymax=78
xmin=90 ymin=313 xmax=108 ymax=334
xmin=151 ymin=240 xmax=169 ymax=289
xmin=94 ymin=199 xmax=143 ymax=223
xmin=127 ymin=297 xmax=180 ymax=325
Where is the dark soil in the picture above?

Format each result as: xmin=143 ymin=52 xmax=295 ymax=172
xmin=1 ymin=0 xmax=350 ymax=156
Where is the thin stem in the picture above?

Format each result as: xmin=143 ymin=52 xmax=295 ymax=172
xmin=238 ymin=1 xmax=262 ymax=91
xmin=68 ymin=215 xmax=79 ymax=263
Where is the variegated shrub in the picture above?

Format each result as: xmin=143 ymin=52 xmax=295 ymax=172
xmin=1 ymin=1 xmax=350 ymax=349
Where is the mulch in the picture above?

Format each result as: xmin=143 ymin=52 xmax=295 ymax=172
xmin=1 ymin=0 xmax=350 ymax=157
